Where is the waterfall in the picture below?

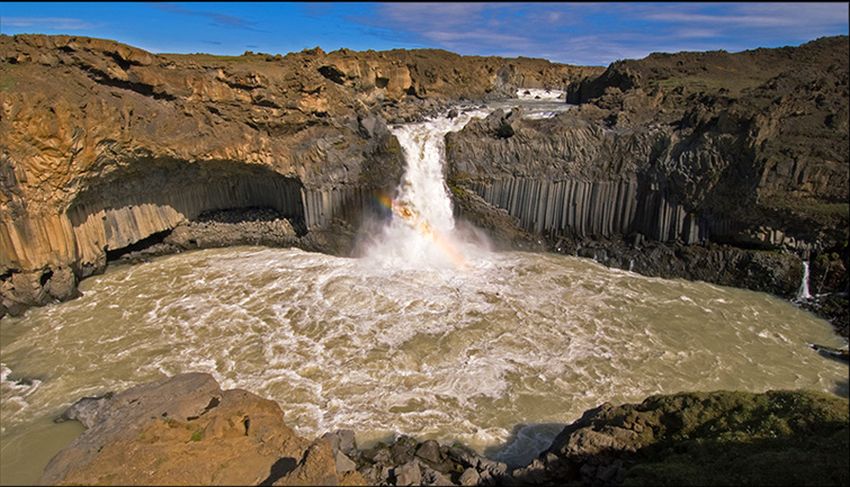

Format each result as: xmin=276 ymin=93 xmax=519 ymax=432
xmin=797 ymin=261 xmax=812 ymax=301
xmin=365 ymin=108 xmax=490 ymax=269
xmin=628 ymin=259 xmax=635 ymax=272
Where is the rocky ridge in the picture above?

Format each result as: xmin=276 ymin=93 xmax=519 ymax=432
xmin=43 ymin=373 xmax=850 ymax=486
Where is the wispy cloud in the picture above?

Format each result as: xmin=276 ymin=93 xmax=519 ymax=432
xmin=347 ymin=2 xmax=848 ymax=65
xmin=644 ymin=12 xmax=796 ymax=27
xmin=153 ymin=3 xmax=263 ymax=32
xmin=1 ymin=16 xmax=97 ymax=30
xmin=639 ymin=3 xmax=847 ymax=34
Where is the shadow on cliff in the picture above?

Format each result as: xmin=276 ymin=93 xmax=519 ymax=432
xmin=259 ymin=456 xmax=298 ymax=485
xmin=615 ymin=426 xmax=848 ymax=486
xmin=66 ymin=158 xmax=306 ymax=266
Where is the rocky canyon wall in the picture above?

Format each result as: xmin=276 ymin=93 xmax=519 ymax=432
xmin=0 ymin=34 xmax=598 ymax=316
xmin=447 ymin=37 xmax=848 ymax=307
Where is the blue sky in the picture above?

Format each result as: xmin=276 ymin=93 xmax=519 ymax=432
xmin=1 ymin=2 xmax=848 ymax=66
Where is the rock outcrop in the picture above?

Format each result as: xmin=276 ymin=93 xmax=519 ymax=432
xmin=446 ymin=37 xmax=849 ymax=319
xmin=0 ymin=34 xmax=600 ymax=317
xmin=41 ymin=373 xmax=370 ymax=486
xmin=42 ymin=373 xmax=309 ymax=485
xmin=45 ymin=374 xmax=849 ymax=486
xmin=518 ymin=390 xmax=849 ymax=486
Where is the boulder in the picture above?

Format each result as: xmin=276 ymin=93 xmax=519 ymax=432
xmin=41 ymin=373 xmax=311 ymax=485
xmin=393 ymin=459 xmax=422 ymax=486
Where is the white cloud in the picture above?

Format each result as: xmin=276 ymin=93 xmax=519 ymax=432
xmin=642 ymin=3 xmax=848 ymax=31
xmin=1 ymin=17 xmax=97 ymax=30
xmin=353 ymin=2 xmax=848 ymax=65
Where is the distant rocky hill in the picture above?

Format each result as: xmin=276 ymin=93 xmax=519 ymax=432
xmin=446 ymin=36 xmax=848 ymax=330
xmin=0 ymin=34 xmax=599 ymax=317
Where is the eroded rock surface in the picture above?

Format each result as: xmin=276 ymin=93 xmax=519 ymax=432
xmin=41 ymin=373 xmax=312 ymax=485
xmin=520 ymin=390 xmax=849 ymax=486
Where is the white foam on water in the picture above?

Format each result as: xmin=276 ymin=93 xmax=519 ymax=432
xmin=516 ymin=88 xmax=566 ymax=100
xmin=1 ymin=247 xmax=845 ymax=466
xmin=0 ymin=364 xmax=42 ymax=432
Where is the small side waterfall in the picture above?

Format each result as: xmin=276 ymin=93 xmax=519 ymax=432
xmin=797 ymin=261 xmax=812 ymax=301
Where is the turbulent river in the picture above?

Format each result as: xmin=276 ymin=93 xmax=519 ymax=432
xmin=1 ymin=97 xmax=847 ymax=484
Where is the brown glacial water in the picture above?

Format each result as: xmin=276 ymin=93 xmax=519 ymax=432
xmin=1 ymin=246 xmax=846 ymax=484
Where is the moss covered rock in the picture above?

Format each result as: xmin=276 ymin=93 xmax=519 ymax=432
xmin=527 ymin=390 xmax=849 ymax=486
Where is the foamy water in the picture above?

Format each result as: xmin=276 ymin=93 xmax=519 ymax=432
xmin=1 ymin=247 xmax=846 ymax=481
xmin=516 ymin=88 xmax=566 ymax=100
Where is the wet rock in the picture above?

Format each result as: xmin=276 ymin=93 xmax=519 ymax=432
xmin=390 ymin=435 xmax=419 ymax=465
xmin=421 ymin=465 xmax=455 ymax=486
xmin=334 ymin=450 xmax=357 ymax=474
xmin=54 ymin=392 xmax=114 ymax=429
xmin=446 ymin=445 xmax=482 ymax=469
xmin=415 ymin=439 xmax=444 ymax=465
xmin=361 ymin=443 xmax=392 ymax=466
xmin=358 ymin=464 xmax=391 ymax=485
xmin=323 ymin=429 xmax=358 ymax=456
xmin=393 ymin=459 xmax=422 ymax=486
xmin=478 ymin=458 xmax=508 ymax=477
xmin=459 ymin=467 xmax=480 ymax=485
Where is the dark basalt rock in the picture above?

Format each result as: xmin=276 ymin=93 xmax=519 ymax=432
xmin=446 ymin=36 xmax=849 ymax=331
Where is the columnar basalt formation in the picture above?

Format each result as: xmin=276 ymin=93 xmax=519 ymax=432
xmin=0 ymin=34 xmax=599 ymax=316
xmin=446 ymin=37 xmax=849 ymax=307
xmin=464 ymin=177 xmax=706 ymax=244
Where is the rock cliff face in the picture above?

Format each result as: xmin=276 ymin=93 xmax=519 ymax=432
xmin=0 ymin=34 xmax=599 ymax=316
xmin=447 ymin=37 xmax=849 ymax=308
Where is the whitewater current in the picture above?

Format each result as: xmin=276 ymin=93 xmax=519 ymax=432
xmin=0 ymin=101 xmax=846 ymax=484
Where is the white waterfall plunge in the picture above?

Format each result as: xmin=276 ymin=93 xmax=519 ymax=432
xmin=365 ymin=108 xmax=491 ymax=269
xmin=797 ymin=261 xmax=813 ymax=301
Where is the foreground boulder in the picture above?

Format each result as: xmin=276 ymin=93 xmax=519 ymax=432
xmin=518 ymin=390 xmax=849 ymax=486
xmin=40 ymin=373 xmax=360 ymax=485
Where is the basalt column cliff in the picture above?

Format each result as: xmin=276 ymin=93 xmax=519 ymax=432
xmin=446 ymin=37 xmax=849 ymax=331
